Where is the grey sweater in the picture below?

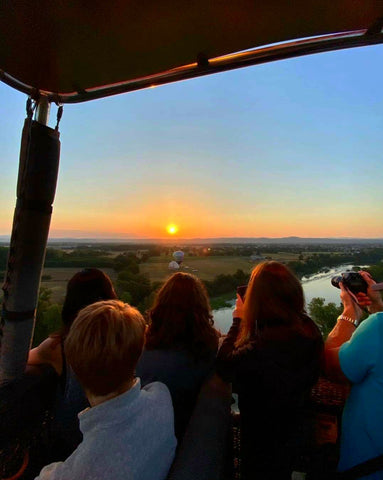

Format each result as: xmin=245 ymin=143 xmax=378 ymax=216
xmin=35 ymin=379 xmax=177 ymax=480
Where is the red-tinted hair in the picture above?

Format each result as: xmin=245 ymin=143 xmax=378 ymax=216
xmin=65 ymin=300 xmax=145 ymax=396
xmin=146 ymin=272 xmax=219 ymax=360
xmin=235 ymin=261 xmax=306 ymax=347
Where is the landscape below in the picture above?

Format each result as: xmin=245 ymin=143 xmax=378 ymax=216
xmin=1 ymin=239 xmax=382 ymax=345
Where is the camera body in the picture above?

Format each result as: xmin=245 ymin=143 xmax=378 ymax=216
xmin=331 ymin=272 xmax=368 ymax=295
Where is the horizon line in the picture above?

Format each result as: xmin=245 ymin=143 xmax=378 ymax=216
xmin=1 ymin=234 xmax=383 ymax=243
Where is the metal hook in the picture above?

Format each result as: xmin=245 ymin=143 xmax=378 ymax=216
xmin=55 ymin=105 xmax=64 ymax=131
xmin=26 ymin=97 xmax=33 ymax=119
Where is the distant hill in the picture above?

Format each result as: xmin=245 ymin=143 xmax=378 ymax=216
xmin=0 ymin=235 xmax=382 ymax=246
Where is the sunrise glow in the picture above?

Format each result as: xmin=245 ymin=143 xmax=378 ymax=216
xmin=166 ymin=224 xmax=178 ymax=235
xmin=1 ymin=46 xmax=383 ymax=240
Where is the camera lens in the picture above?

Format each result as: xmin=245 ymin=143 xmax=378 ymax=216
xmin=331 ymin=275 xmax=342 ymax=289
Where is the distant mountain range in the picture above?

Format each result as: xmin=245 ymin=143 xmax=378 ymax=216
xmin=1 ymin=235 xmax=383 ymax=246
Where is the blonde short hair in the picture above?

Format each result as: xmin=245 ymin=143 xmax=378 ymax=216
xmin=65 ymin=300 xmax=146 ymax=396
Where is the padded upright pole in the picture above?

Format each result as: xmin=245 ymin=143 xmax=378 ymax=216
xmin=0 ymin=98 xmax=60 ymax=385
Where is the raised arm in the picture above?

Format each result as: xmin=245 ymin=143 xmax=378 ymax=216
xmin=28 ymin=336 xmax=63 ymax=375
xmin=215 ymin=295 xmax=243 ymax=382
xmin=324 ymin=282 xmax=362 ymax=382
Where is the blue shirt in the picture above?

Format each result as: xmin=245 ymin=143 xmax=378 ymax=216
xmin=35 ymin=379 xmax=177 ymax=480
xmin=339 ymin=312 xmax=383 ymax=479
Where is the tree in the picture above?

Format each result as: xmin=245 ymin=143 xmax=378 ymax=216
xmin=116 ymin=270 xmax=152 ymax=307
xmin=113 ymin=254 xmax=140 ymax=274
xmin=32 ymin=288 xmax=62 ymax=346
xmin=308 ymin=297 xmax=343 ymax=338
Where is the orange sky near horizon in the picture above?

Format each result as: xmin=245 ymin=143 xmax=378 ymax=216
xmin=1 ymin=46 xmax=383 ymax=241
xmin=47 ymin=201 xmax=383 ymax=239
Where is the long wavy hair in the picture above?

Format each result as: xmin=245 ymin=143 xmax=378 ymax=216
xmin=235 ymin=261 xmax=306 ymax=348
xmin=146 ymin=272 xmax=219 ymax=360
xmin=60 ymin=268 xmax=118 ymax=337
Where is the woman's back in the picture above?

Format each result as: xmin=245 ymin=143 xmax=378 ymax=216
xmin=216 ymin=261 xmax=323 ymax=479
xmin=139 ymin=272 xmax=219 ymax=440
xmin=218 ymin=316 xmax=322 ymax=479
xmin=136 ymin=347 xmax=216 ymax=439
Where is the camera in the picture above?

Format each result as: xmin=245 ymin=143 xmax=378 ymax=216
xmin=331 ymin=272 xmax=368 ymax=295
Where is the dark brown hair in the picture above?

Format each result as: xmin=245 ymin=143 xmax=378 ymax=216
xmin=146 ymin=272 xmax=219 ymax=360
xmin=235 ymin=261 xmax=306 ymax=347
xmin=65 ymin=300 xmax=145 ymax=396
xmin=61 ymin=268 xmax=117 ymax=336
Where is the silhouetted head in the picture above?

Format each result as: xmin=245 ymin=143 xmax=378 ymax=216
xmin=146 ymin=272 xmax=218 ymax=360
xmin=61 ymin=268 xmax=117 ymax=335
xmin=235 ymin=261 xmax=305 ymax=347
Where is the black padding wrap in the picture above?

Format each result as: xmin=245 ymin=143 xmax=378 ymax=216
xmin=2 ymin=309 xmax=35 ymax=322
xmin=16 ymin=198 xmax=53 ymax=215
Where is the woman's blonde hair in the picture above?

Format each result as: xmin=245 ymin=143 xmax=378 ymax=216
xmin=235 ymin=261 xmax=305 ymax=348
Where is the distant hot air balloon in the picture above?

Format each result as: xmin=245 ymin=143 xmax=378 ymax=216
xmin=173 ymin=250 xmax=184 ymax=265
xmin=168 ymin=260 xmax=180 ymax=270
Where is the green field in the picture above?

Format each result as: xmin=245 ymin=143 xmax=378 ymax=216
xmin=140 ymin=252 xmax=300 ymax=283
xmin=139 ymin=256 xmax=252 ymax=283
xmin=41 ymin=267 xmax=117 ymax=303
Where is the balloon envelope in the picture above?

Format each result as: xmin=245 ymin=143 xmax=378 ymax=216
xmin=173 ymin=251 xmax=184 ymax=262
xmin=168 ymin=260 xmax=180 ymax=270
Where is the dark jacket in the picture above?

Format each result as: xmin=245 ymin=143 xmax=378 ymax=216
xmin=216 ymin=315 xmax=323 ymax=479
xmin=136 ymin=348 xmax=216 ymax=440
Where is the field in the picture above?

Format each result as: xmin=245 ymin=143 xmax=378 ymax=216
xmin=140 ymin=256 xmax=252 ymax=283
xmin=41 ymin=267 xmax=117 ymax=303
xmin=41 ymin=252 xmax=300 ymax=303
xmin=140 ymin=252 xmax=300 ymax=283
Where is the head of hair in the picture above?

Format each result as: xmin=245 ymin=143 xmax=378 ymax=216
xmin=235 ymin=261 xmax=305 ymax=348
xmin=61 ymin=268 xmax=117 ymax=335
xmin=146 ymin=272 xmax=219 ymax=360
xmin=65 ymin=300 xmax=146 ymax=396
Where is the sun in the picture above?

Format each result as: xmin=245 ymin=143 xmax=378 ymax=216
xmin=166 ymin=224 xmax=178 ymax=235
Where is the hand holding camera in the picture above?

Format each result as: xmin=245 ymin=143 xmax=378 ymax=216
xmin=331 ymin=271 xmax=383 ymax=315
xmin=339 ymin=281 xmax=363 ymax=322
xmin=355 ymin=271 xmax=383 ymax=314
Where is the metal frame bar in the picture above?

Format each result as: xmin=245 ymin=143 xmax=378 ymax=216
xmin=0 ymin=29 xmax=383 ymax=104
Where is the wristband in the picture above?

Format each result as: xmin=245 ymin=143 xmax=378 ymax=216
xmin=337 ymin=314 xmax=359 ymax=328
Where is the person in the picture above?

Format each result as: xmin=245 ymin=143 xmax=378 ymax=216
xmin=35 ymin=300 xmax=177 ymax=480
xmin=216 ymin=261 xmax=323 ymax=480
xmin=136 ymin=272 xmax=220 ymax=440
xmin=28 ymin=268 xmax=118 ymax=458
xmin=325 ymin=271 xmax=383 ymax=479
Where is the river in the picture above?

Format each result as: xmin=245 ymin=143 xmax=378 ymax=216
xmin=212 ymin=264 xmax=356 ymax=334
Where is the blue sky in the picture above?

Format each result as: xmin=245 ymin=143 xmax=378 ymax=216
xmin=0 ymin=44 xmax=382 ymax=238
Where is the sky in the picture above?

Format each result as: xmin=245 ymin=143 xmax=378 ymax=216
xmin=0 ymin=44 xmax=382 ymax=239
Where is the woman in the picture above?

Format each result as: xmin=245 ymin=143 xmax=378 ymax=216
xmin=217 ymin=261 xmax=323 ymax=480
xmin=28 ymin=268 xmax=118 ymax=458
xmin=136 ymin=272 xmax=220 ymax=440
